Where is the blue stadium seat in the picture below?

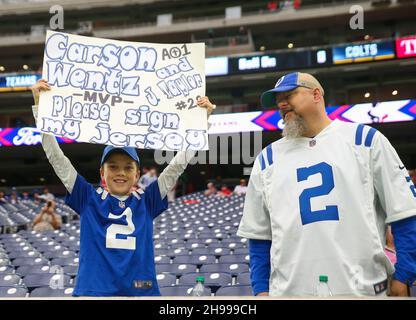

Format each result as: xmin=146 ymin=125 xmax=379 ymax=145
xmin=200 ymin=263 xmax=249 ymax=276
xmin=173 ymin=255 xmax=216 ymax=266
xmin=42 ymin=250 xmax=76 ymax=260
xmin=236 ymin=272 xmax=251 ymax=285
xmin=7 ymin=250 xmax=42 ymax=260
xmin=232 ymin=248 xmax=249 ymax=255
xmin=179 ymin=272 xmax=232 ymax=287
xmin=0 ymin=286 xmax=28 ymax=297
xmin=190 ymin=248 xmax=211 ymax=256
xmin=12 ymin=257 xmax=49 ymax=267
xmin=156 ymin=273 xmax=177 ymax=287
xmin=29 ymin=286 xmax=74 ymax=297
xmin=50 ymin=257 xmax=79 ymax=266
xmin=0 ymin=258 xmax=11 ymax=266
xmin=23 ymin=273 xmax=72 ymax=289
xmin=154 ymin=256 xmax=171 ymax=264
xmin=209 ymin=247 xmax=232 ymax=256
xmin=169 ymin=248 xmax=189 ymax=257
xmin=216 ymin=285 xmax=253 ymax=296
xmin=154 ymin=248 xmax=170 ymax=256
xmin=62 ymin=265 xmax=78 ymax=277
xmin=0 ymin=274 xmax=21 ymax=286
xmin=156 ymin=263 xmax=197 ymax=276
xmin=16 ymin=265 xmax=51 ymax=277
xmin=219 ymin=254 xmax=249 ymax=264
xmin=0 ymin=265 xmax=15 ymax=274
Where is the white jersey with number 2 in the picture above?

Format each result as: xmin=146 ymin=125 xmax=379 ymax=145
xmin=237 ymin=119 xmax=416 ymax=296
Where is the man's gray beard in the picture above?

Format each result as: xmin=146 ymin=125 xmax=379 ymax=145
xmin=282 ymin=114 xmax=307 ymax=139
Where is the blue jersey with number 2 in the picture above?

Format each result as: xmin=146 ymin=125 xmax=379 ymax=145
xmin=65 ymin=174 xmax=168 ymax=296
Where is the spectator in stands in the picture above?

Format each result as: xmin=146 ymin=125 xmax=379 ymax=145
xmin=385 ymin=225 xmax=397 ymax=265
xmin=233 ymin=179 xmax=248 ymax=196
xmin=21 ymin=191 xmax=30 ymax=201
xmin=138 ymin=167 xmax=158 ymax=190
xmin=204 ymin=182 xmax=218 ymax=197
xmin=32 ymin=200 xmax=62 ymax=232
xmin=0 ymin=191 xmax=6 ymax=204
xmin=9 ymin=189 xmax=19 ymax=205
xmin=32 ymin=190 xmax=42 ymax=204
xmin=267 ymin=1 xmax=279 ymax=11
xmin=218 ymin=185 xmax=232 ymax=197
xmin=38 ymin=187 xmax=55 ymax=202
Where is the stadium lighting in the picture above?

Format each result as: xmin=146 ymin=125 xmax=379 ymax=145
xmin=260 ymin=46 xmax=266 ymax=51
xmin=0 ymin=179 xmax=6 ymax=183
xmin=0 ymin=66 xmax=5 ymax=72
xmin=39 ymin=177 xmax=45 ymax=182
xmin=288 ymin=43 xmax=294 ymax=49
xmin=364 ymin=34 xmax=370 ymax=40
xmin=392 ymin=90 xmax=398 ymax=96
xmin=364 ymin=92 xmax=371 ymax=98
xmin=22 ymin=64 xmax=29 ymax=70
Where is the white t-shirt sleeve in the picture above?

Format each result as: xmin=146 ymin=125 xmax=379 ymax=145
xmin=32 ymin=105 xmax=78 ymax=193
xmin=237 ymin=156 xmax=272 ymax=240
xmin=371 ymin=131 xmax=416 ymax=223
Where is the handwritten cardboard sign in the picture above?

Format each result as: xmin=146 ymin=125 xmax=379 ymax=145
xmin=37 ymin=31 xmax=208 ymax=151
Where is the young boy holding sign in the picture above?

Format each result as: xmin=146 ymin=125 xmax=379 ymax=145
xmin=31 ymin=79 xmax=215 ymax=296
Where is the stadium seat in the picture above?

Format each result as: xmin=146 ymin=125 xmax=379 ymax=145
xmin=190 ymin=248 xmax=211 ymax=256
xmin=0 ymin=274 xmax=21 ymax=286
xmin=236 ymin=272 xmax=251 ymax=285
xmin=50 ymin=257 xmax=79 ymax=266
xmin=29 ymin=286 xmax=74 ymax=297
xmin=0 ymin=258 xmax=11 ymax=266
xmin=7 ymin=250 xmax=42 ymax=260
xmin=0 ymin=286 xmax=28 ymax=297
xmin=218 ymin=254 xmax=249 ymax=264
xmin=156 ymin=263 xmax=197 ymax=276
xmin=209 ymin=247 xmax=232 ymax=256
xmin=154 ymin=255 xmax=171 ymax=264
xmin=0 ymin=265 xmax=15 ymax=274
xmin=12 ymin=257 xmax=49 ymax=267
xmin=23 ymin=273 xmax=72 ymax=289
xmin=179 ymin=272 xmax=232 ymax=287
xmin=16 ymin=265 xmax=51 ymax=277
xmin=62 ymin=265 xmax=78 ymax=277
xmin=156 ymin=273 xmax=177 ymax=287
xmin=168 ymin=248 xmax=189 ymax=257
xmin=42 ymin=250 xmax=77 ymax=260
xmin=216 ymin=285 xmax=253 ymax=296
xmin=200 ymin=263 xmax=249 ymax=276
xmin=172 ymin=255 xmax=216 ymax=266
xmin=232 ymin=248 xmax=249 ymax=255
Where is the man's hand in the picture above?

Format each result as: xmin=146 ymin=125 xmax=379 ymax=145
xmin=389 ymin=279 xmax=410 ymax=297
xmin=197 ymin=96 xmax=215 ymax=117
xmin=30 ymin=79 xmax=51 ymax=105
xmin=256 ymin=292 xmax=269 ymax=296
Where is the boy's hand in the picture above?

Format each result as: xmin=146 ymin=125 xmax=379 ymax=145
xmin=30 ymin=79 xmax=51 ymax=105
xmin=197 ymin=96 xmax=216 ymax=117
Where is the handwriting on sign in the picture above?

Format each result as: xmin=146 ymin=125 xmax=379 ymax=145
xmin=37 ymin=31 xmax=208 ymax=151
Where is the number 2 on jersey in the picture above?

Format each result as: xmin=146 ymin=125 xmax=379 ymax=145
xmin=296 ymin=162 xmax=339 ymax=225
xmin=106 ymin=208 xmax=136 ymax=250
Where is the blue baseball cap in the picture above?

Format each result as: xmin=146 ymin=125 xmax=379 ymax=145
xmin=100 ymin=146 xmax=140 ymax=166
xmin=261 ymin=72 xmax=324 ymax=109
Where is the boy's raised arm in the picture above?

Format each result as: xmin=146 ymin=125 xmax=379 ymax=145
xmin=31 ymin=80 xmax=78 ymax=193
